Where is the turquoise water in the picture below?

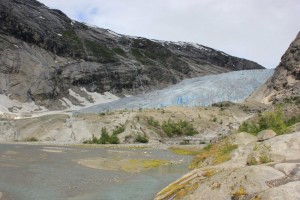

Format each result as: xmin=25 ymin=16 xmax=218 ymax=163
xmin=0 ymin=144 xmax=191 ymax=200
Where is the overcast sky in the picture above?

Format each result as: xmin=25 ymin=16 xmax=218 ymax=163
xmin=38 ymin=0 xmax=300 ymax=69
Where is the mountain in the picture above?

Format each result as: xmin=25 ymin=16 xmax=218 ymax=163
xmin=249 ymin=32 xmax=300 ymax=103
xmin=0 ymin=0 xmax=264 ymax=110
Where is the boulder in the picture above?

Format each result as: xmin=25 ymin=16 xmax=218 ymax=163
xmin=257 ymin=130 xmax=276 ymax=141
xmin=229 ymin=132 xmax=257 ymax=146
xmin=264 ymin=132 xmax=300 ymax=160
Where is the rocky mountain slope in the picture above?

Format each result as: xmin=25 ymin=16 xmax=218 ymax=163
xmin=249 ymin=32 xmax=300 ymax=103
xmin=0 ymin=0 xmax=264 ymax=111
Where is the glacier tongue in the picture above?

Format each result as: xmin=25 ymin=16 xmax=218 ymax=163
xmin=79 ymin=69 xmax=274 ymax=113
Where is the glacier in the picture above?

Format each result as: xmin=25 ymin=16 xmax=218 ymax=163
xmin=79 ymin=69 xmax=274 ymax=113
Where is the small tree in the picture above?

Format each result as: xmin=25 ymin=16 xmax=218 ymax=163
xmin=99 ymin=127 xmax=110 ymax=144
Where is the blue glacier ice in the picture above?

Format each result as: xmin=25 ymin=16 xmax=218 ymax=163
xmin=79 ymin=69 xmax=274 ymax=113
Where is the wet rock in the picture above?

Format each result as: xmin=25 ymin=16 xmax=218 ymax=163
xmin=257 ymin=130 xmax=276 ymax=141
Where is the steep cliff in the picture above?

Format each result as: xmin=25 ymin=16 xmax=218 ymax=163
xmin=0 ymin=0 xmax=264 ymax=110
xmin=249 ymin=32 xmax=300 ymax=103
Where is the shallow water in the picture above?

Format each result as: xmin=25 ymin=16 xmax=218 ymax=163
xmin=0 ymin=144 xmax=191 ymax=200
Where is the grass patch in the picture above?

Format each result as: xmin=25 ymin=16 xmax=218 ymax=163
xmin=169 ymin=147 xmax=202 ymax=156
xmin=77 ymin=157 xmax=169 ymax=173
xmin=189 ymin=140 xmax=238 ymax=170
xmin=232 ymin=186 xmax=248 ymax=198
xmin=123 ymin=159 xmax=169 ymax=172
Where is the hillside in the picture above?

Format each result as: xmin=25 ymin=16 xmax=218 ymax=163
xmin=0 ymin=0 xmax=264 ymax=111
xmin=249 ymin=32 xmax=300 ymax=103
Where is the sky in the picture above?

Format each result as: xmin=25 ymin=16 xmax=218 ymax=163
xmin=38 ymin=0 xmax=300 ymax=69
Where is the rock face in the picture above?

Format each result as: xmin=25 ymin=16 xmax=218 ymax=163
xmin=0 ymin=0 xmax=264 ymax=110
xmin=155 ymin=131 xmax=300 ymax=200
xmin=249 ymin=32 xmax=300 ymax=103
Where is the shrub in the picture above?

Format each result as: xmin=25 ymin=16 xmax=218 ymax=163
xmin=161 ymin=120 xmax=198 ymax=137
xmin=238 ymin=107 xmax=298 ymax=135
xmin=212 ymin=117 xmax=217 ymax=122
xmin=112 ymin=125 xmax=125 ymax=135
xmin=147 ymin=117 xmax=160 ymax=127
xmin=109 ymin=135 xmax=120 ymax=144
xmin=24 ymin=137 xmax=38 ymax=142
xmin=99 ymin=127 xmax=110 ymax=144
xmin=134 ymin=135 xmax=149 ymax=143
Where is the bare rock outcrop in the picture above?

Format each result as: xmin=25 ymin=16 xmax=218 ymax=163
xmin=155 ymin=131 xmax=300 ymax=200
xmin=249 ymin=32 xmax=300 ymax=103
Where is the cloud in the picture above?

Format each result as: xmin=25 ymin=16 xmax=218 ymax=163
xmin=39 ymin=0 xmax=300 ymax=68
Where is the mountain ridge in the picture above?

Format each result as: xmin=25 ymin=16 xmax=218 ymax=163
xmin=0 ymin=0 xmax=264 ymax=110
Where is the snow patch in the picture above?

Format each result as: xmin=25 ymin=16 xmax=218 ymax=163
xmin=80 ymin=88 xmax=119 ymax=104
xmin=105 ymin=29 xmax=122 ymax=38
xmin=0 ymin=94 xmax=47 ymax=118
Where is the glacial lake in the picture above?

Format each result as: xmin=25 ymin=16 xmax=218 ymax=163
xmin=0 ymin=144 xmax=191 ymax=200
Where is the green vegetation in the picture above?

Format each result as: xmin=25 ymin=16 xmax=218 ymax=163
xmin=62 ymin=30 xmax=81 ymax=44
xmin=83 ymin=126 xmax=125 ymax=144
xmin=113 ymin=48 xmax=126 ymax=57
xmin=147 ymin=117 xmax=160 ymax=127
xmin=24 ymin=137 xmax=38 ymax=142
xmin=84 ymin=40 xmax=115 ymax=63
xmin=239 ymin=107 xmax=300 ymax=135
xmin=189 ymin=140 xmax=238 ymax=169
xmin=161 ymin=120 xmax=198 ymax=137
xmin=61 ymin=29 xmax=84 ymax=56
xmin=130 ymin=48 xmax=154 ymax=65
xmin=169 ymin=147 xmax=202 ymax=156
xmin=112 ymin=125 xmax=125 ymax=135
xmin=212 ymin=117 xmax=217 ymax=122
xmin=134 ymin=135 xmax=149 ymax=143
xmin=247 ymin=143 xmax=272 ymax=165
